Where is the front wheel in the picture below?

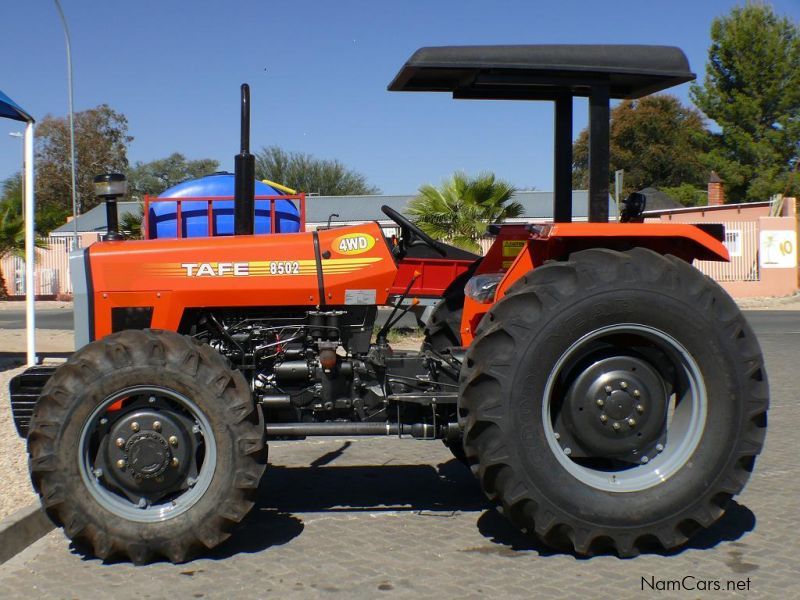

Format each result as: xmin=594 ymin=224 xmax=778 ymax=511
xmin=460 ymin=248 xmax=768 ymax=556
xmin=28 ymin=329 xmax=267 ymax=564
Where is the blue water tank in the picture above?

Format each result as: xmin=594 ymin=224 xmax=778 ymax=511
xmin=147 ymin=173 xmax=301 ymax=239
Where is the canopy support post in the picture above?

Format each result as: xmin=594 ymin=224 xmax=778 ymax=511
xmin=553 ymin=95 xmax=573 ymax=223
xmin=24 ymin=121 xmax=36 ymax=366
xmin=588 ymin=84 xmax=610 ymax=222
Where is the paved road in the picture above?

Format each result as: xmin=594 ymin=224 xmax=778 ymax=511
xmin=0 ymin=309 xmax=74 ymax=330
xmin=0 ymin=312 xmax=797 ymax=599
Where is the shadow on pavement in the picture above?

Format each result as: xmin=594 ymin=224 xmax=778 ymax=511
xmin=257 ymin=457 xmax=486 ymax=514
xmin=475 ymin=499 xmax=756 ymax=559
xmin=200 ymin=457 xmax=486 ymax=560
xmin=209 ymin=510 xmax=305 ymax=560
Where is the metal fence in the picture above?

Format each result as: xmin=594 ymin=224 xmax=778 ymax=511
xmin=693 ymin=220 xmax=759 ymax=282
xmin=1 ymin=234 xmax=100 ymax=297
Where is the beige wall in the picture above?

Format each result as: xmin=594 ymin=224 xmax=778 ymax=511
xmin=652 ymin=199 xmax=798 ymax=298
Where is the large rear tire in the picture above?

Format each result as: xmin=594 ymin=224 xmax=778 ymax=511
xmin=28 ymin=329 xmax=267 ymax=564
xmin=459 ymin=248 xmax=768 ymax=556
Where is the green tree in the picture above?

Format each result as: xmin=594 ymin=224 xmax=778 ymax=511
xmin=660 ymin=183 xmax=709 ymax=207
xmin=572 ymin=94 xmax=711 ymax=196
xmin=0 ymin=173 xmax=68 ymax=234
xmin=119 ymin=203 xmax=144 ymax=239
xmin=691 ymin=4 xmax=800 ymax=201
xmin=407 ymin=172 xmax=521 ymax=252
xmin=35 ymin=104 xmax=132 ymax=229
xmin=255 ymin=146 xmax=379 ymax=195
xmin=0 ymin=173 xmax=22 ymax=215
xmin=127 ymin=153 xmax=220 ymax=200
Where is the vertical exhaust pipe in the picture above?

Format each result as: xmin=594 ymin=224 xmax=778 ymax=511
xmin=234 ymin=83 xmax=255 ymax=235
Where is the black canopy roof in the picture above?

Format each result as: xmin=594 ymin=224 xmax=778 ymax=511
xmin=388 ymin=45 xmax=694 ymax=100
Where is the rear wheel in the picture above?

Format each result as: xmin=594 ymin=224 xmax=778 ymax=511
xmin=460 ymin=248 xmax=768 ymax=556
xmin=28 ymin=329 xmax=267 ymax=564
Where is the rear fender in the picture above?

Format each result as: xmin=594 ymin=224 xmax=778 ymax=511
xmin=460 ymin=222 xmax=728 ymax=344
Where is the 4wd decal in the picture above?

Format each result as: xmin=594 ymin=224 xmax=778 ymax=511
xmin=332 ymin=233 xmax=376 ymax=255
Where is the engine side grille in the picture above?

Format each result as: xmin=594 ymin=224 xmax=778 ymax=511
xmin=9 ymin=366 xmax=58 ymax=438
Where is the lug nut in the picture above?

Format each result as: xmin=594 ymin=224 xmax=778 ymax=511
xmin=604 ymin=385 xmax=613 ymax=393
xmin=627 ymin=418 xmax=636 ymax=427
xmin=595 ymin=398 xmax=604 ymax=407
xmin=600 ymin=414 xmax=608 ymax=423
xmin=554 ymin=432 xmax=560 ymax=440
xmin=612 ymin=422 xmax=621 ymax=431
xmin=656 ymin=443 xmax=664 ymax=452
xmin=563 ymin=447 xmax=572 ymax=456
xmin=130 ymin=421 xmax=140 ymax=432
xmin=636 ymin=404 xmax=644 ymax=414
xmin=620 ymin=381 xmax=628 ymax=390
xmin=168 ymin=436 xmax=179 ymax=447
xmin=116 ymin=459 xmax=126 ymax=469
xmin=633 ymin=389 xmax=641 ymax=398
xmin=641 ymin=456 xmax=650 ymax=464
xmin=171 ymin=457 xmax=180 ymax=468
xmin=148 ymin=395 xmax=156 ymax=404
xmin=115 ymin=437 xmax=125 ymax=448
xmin=93 ymin=468 xmax=103 ymax=478
xmin=152 ymin=421 xmax=162 ymax=432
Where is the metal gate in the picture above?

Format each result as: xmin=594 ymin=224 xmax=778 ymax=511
xmin=694 ymin=221 xmax=759 ymax=282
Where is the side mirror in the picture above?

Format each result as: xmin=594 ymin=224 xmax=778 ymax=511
xmin=620 ymin=192 xmax=646 ymax=223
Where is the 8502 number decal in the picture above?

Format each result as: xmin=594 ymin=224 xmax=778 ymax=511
xmin=269 ymin=261 xmax=300 ymax=275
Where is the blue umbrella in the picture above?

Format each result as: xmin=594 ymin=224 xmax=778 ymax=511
xmin=0 ymin=89 xmax=34 ymax=122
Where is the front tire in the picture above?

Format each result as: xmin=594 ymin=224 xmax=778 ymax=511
xmin=28 ymin=329 xmax=267 ymax=564
xmin=460 ymin=248 xmax=768 ymax=556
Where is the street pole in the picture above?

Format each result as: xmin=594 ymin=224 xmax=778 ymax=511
xmin=9 ymin=132 xmax=23 ymax=218
xmin=614 ymin=169 xmax=624 ymax=222
xmin=53 ymin=0 xmax=79 ymax=250
xmin=24 ymin=122 xmax=36 ymax=365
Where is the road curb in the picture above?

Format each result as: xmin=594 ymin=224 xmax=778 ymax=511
xmin=0 ymin=503 xmax=54 ymax=565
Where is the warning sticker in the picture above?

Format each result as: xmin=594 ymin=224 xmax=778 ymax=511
xmin=344 ymin=289 xmax=377 ymax=305
xmin=502 ymin=240 xmax=526 ymax=258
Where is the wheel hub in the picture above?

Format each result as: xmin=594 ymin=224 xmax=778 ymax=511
xmin=558 ymin=355 xmax=668 ymax=459
xmin=102 ymin=409 xmax=193 ymax=497
xmin=126 ymin=432 xmax=171 ymax=479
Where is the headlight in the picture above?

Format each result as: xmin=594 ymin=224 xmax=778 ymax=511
xmin=464 ymin=273 xmax=504 ymax=304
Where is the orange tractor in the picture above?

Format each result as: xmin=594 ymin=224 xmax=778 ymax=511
xmin=11 ymin=45 xmax=767 ymax=563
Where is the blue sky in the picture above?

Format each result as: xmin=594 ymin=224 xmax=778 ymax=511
xmin=1 ymin=1 xmax=798 ymax=195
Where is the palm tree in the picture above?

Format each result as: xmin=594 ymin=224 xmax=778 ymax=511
xmin=0 ymin=208 xmax=47 ymax=299
xmin=120 ymin=203 xmax=144 ymax=239
xmin=407 ymin=171 xmax=522 ymax=252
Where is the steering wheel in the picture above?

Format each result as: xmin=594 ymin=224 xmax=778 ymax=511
xmin=381 ymin=205 xmax=447 ymax=257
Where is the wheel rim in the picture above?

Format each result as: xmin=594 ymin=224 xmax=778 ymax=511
xmin=542 ymin=324 xmax=707 ymax=492
xmin=78 ymin=385 xmax=217 ymax=523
